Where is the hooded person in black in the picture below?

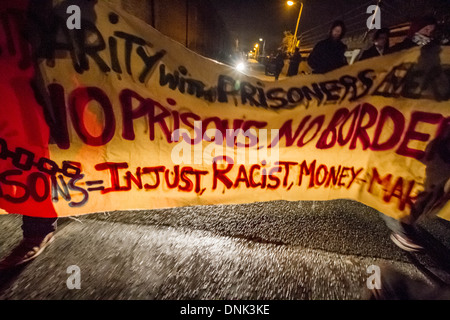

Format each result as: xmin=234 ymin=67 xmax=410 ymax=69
xmin=307 ymin=20 xmax=348 ymax=74
xmin=360 ymin=28 xmax=390 ymax=61
xmin=287 ymin=47 xmax=302 ymax=77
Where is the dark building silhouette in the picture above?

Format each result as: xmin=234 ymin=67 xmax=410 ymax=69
xmin=109 ymin=0 xmax=232 ymax=62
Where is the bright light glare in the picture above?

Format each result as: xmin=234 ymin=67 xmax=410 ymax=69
xmin=236 ymin=62 xmax=245 ymax=72
xmin=287 ymin=1 xmax=294 ymax=6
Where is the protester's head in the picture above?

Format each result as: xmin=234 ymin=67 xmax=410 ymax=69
xmin=329 ymin=20 xmax=346 ymax=40
xmin=408 ymin=16 xmax=437 ymax=38
xmin=373 ymin=28 xmax=390 ymax=50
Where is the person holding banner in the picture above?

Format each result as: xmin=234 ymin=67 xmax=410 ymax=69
xmin=307 ymin=20 xmax=348 ymax=74
xmin=390 ymin=16 xmax=438 ymax=53
xmin=359 ymin=28 xmax=390 ymax=61
xmin=390 ymin=126 xmax=450 ymax=252
xmin=0 ymin=0 xmax=59 ymax=270
xmin=287 ymin=47 xmax=302 ymax=77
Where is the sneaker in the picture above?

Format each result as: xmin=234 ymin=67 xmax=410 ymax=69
xmin=390 ymin=232 xmax=424 ymax=252
xmin=0 ymin=232 xmax=55 ymax=270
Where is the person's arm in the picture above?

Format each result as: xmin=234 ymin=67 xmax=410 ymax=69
xmin=307 ymin=42 xmax=322 ymax=71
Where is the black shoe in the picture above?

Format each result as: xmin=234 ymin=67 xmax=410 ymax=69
xmin=0 ymin=232 xmax=55 ymax=270
xmin=390 ymin=232 xmax=424 ymax=252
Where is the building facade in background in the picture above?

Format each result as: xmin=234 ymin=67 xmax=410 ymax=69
xmin=108 ymin=0 xmax=232 ymax=62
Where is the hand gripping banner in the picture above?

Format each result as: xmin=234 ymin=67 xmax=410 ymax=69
xmin=0 ymin=1 xmax=449 ymax=220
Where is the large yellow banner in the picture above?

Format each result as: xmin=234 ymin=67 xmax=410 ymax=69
xmin=0 ymin=1 xmax=449 ymax=220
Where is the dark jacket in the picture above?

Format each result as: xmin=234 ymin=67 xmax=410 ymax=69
xmin=360 ymin=45 xmax=386 ymax=61
xmin=287 ymin=51 xmax=302 ymax=76
xmin=274 ymin=52 xmax=285 ymax=73
xmin=307 ymin=38 xmax=348 ymax=74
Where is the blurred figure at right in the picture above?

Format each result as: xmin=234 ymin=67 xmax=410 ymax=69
xmin=390 ymin=125 xmax=450 ymax=252
xmin=360 ymin=28 xmax=390 ymax=60
xmin=390 ymin=16 xmax=438 ymax=53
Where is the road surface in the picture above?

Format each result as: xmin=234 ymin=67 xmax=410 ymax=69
xmin=1 ymin=199 xmax=449 ymax=300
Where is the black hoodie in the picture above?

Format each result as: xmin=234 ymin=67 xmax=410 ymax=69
xmin=307 ymin=21 xmax=348 ymax=74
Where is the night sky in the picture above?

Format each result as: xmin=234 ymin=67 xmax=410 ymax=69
xmin=210 ymin=0 xmax=448 ymax=53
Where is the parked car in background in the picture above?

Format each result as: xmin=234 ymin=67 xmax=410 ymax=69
xmin=263 ymin=54 xmax=277 ymax=76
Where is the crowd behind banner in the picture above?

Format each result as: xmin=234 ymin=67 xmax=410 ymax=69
xmin=278 ymin=16 xmax=447 ymax=78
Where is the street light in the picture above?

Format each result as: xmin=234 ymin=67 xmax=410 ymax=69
xmin=259 ymin=38 xmax=266 ymax=57
xmin=287 ymin=1 xmax=304 ymax=53
xmin=254 ymin=43 xmax=259 ymax=59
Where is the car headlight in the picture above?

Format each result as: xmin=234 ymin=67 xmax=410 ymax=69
xmin=236 ymin=62 xmax=246 ymax=72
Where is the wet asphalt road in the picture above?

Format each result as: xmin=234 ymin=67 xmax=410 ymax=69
xmin=0 ymin=199 xmax=449 ymax=300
